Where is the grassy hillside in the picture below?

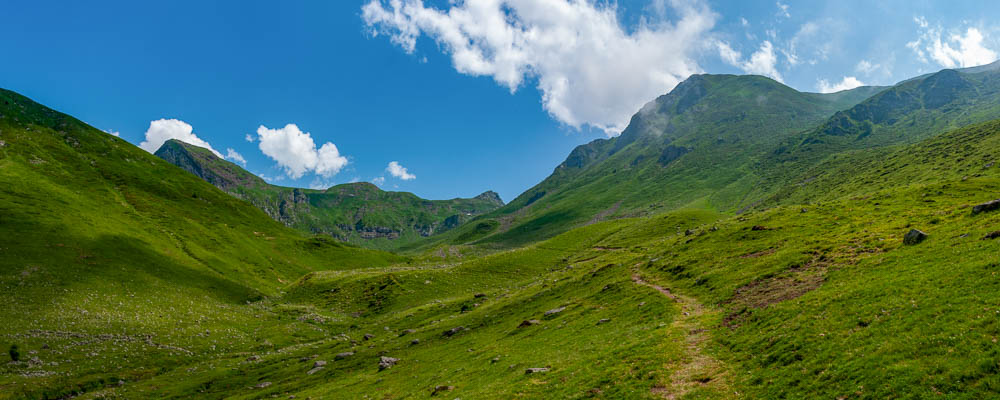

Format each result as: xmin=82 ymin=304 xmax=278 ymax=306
xmin=156 ymin=139 xmax=504 ymax=250
xmin=419 ymin=75 xmax=882 ymax=249
xmin=0 ymin=88 xmax=403 ymax=398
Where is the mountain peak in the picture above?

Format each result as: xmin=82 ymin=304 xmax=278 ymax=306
xmin=155 ymin=139 xmax=265 ymax=190
xmin=475 ymin=190 xmax=504 ymax=206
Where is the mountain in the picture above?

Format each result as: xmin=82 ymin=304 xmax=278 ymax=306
xmin=155 ymin=139 xmax=504 ymax=249
xmin=429 ymin=75 xmax=884 ymax=248
xmin=0 ymin=87 xmax=403 ymax=398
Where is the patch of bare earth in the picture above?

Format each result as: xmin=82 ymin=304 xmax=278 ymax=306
xmin=632 ymin=272 xmax=732 ymax=399
xmin=724 ymin=259 xmax=828 ymax=329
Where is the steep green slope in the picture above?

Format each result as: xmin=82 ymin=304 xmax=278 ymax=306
xmin=155 ymin=139 xmax=504 ymax=250
xmin=90 ymin=121 xmax=1000 ymax=398
xmin=425 ymin=75 xmax=882 ymax=248
xmin=0 ymin=88 xmax=403 ymax=398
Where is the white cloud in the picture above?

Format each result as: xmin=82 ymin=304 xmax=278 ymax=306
xmin=740 ymin=17 xmax=749 ymax=27
xmin=776 ymin=2 xmax=790 ymax=18
xmin=361 ymin=0 xmax=717 ymax=136
xmin=386 ymin=161 xmax=416 ymax=180
xmin=908 ymin=19 xmax=997 ymax=68
xmin=716 ymin=40 xmax=783 ymax=82
xmin=139 ymin=119 xmax=221 ymax=157
xmin=816 ymin=76 xmax=866 ymax=93
xmin=103 ymin=128 xmax=120 ymax=137
xmin=245 ymin=133 xmax=255 ymax=142
xmin=225 ymin=148 xmax=246 ymax=166
xmin=372 ymin=176 xmax=386 ymax=186
xmin=256 ymin=124 xmax=348 ymax=179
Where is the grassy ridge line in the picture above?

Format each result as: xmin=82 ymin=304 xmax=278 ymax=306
xmin=156 ymin=139 xmax=504 ymax=251
xmin=0 ymin=88 xmax=403 ymax=398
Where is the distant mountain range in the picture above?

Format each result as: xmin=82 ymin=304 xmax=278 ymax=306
xmin=155 ymin=139 xmax=503 ymax=249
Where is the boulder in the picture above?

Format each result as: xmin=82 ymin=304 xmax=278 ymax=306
xmin=543 ymin=307 xmax=566 ymax=317
xmin=334 ymin=352 xmax=354 ymax=360
xmin=313 ymin=360 xmax=327 ymax=368
xmin=973 ymin=199 xmax=1000 ymax=214
xmin=378 ymin=356 xmax=399 ymax=371
xmin=432 ymin=385 xmax=455 ymax=395
xmin=903 ymin=229 xmax=928 ymax=245
xmin=410 ymin=339 xmax=420 ymax=345
xmin=518 ymin=320 xmax=541 ymax=328
xmin=443 ymin=326 xmax=465 ymax=337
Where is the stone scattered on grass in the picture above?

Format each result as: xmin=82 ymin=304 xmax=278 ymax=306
xmin=432 ymin=385 xmax=455 ymax=395
xmin=903 ymin=229 xmax=928 ymax=245
xmin=525 ymin=368 xmax=549 ymax=374
xmin=399 ymin=329 xmax=416 ymax=336
xmin=518 ymin=320 xmax=541 ymax=328
xmin=411 ymin=339 xmax=420 ymax=345
xmin=307 ymin=367 xmax=324 ymax=375
xmin=543 ymin=307 xmax=566 ymax=317
xmin=335 ymin=352 xmax=354 ymax=360
xmin=363 ymin=334 xmax=375 ymax=341
xmin=378 ymin=356 xmax=399 ymax=371
xmin=973 ymin=199 xmax=1000 ymax=214
xmin=984 ymin=231 xmax=1000 ymax=240
xmin=255 ymin=381 xmax=272 ymax=389
xmin=443 ymin=326 xmax=465 ymax=337
xmin=597 ymin=318 xmax=611 ymax=325
xmin=313 ymin=360 xmax=326 ymax=368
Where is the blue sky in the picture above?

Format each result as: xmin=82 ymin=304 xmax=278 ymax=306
xmin=2 ymin=1 xmax=999 ymax=202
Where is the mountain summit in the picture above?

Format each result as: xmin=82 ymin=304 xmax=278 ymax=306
xmin=155 ymin=139 xmax=503 ymax=249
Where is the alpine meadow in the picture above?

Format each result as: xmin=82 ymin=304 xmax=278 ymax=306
xmin=5 ymin=1 xmax=1000 ymax=399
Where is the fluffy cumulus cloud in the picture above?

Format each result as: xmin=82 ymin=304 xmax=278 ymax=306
xmin=372 ymin=176 xmax=386 ymax=186
xmin=908 ymin=18 xmax=998 ymax=68
xmin=225 ymin=148 xmax=246 ymax=166
xmin=716 ymin=40 xmax=783 ymax=82
xmin=103 ymin=128 xmax=120 ymax=137
xmin=361 ymin=0 xmax=717 ymax=135
xmin=386 ymin=161 xmax=416 ymax=180
xmin=139 ymin=119 xmax=221 ymax=157
xmin=816 ymin=76 xmax=865 ymax=93
xmin=256 ymin=124 xmax=348 ymax=179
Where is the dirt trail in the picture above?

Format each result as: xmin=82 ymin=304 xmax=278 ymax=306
xmin=632 ymin=271 xmax=733 ymax=399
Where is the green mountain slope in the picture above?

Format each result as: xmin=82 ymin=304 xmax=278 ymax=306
xmin=88 ymin=119 xmax=1000 ymax=399
xmin=0 ymin=88 xmax=403 ymax=398
xmin=427 ymin=75 xmax=883 ymax=248
xmin=155 ymin=139 xmax=504 ymax=250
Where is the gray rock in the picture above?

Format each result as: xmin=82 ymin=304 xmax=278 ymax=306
xmin=246 ymin=355 xmax=262 ymax=362
xmin=518 ymin=319 xmax=541 ymax=328
xmin=255 ymin=381 xmax=272 ymax=389
xmin=973 ymin=199 xmax=1000 ymax=214
xmin=525 ymin=368 xmax=549 ymax=374
xmin=597 ymin=319 xmax=611 ymax=325
xmin=306 ymin=366 xmax=324 ymax=375
xmin=378 ymin=356 xmax=399 ymax=371
xmin=410 ymin=338 xmax=420 ymax=345
xmin=335 ymin=352 xmax=354 ymax=360
xmin=432 ymin=385 xmax=455 ymax=395
xmin=443 ymin=326 xmax=465 ymax=337
xmin=543 ymin=307 xmax=566 ymax=317
xmin=399 ymin=329 xmax=416 ymax=336
xmin=313 ymin=360 xmax=326 ymax=368
xmin=903 ymin=229 xmax=928 ymax=245
xmin=363 ymin=334 xmax=375 ymax=340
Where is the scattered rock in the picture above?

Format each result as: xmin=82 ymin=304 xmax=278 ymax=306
xmin=543 ymin=307 xmax=566 ymax=317
xmin=411 ymin=339 xmax=420 ymax=345
xmin=751 ymin=225 xmax=769 ymax=231
xmin=334 ymin=352 xmax=354 ymax=360
xmin=597 ymin=319 xmax=611 ymax=325
xmin=525 ymin=368 xmax=549 ymax=374
xmin=246 ymin=355 xmax=262 ymax=362
xmin=363 ymin=334 xmax=375 ymax=341
xmin=684 ymin=229 xmax=694 ymax=236
xmin=255 ymin=381 xmax=272 ymax=389
xmin=973 ymin=200 xmax=1000 ymax=215
xmin=984 ymin=231 xmax=1000 ymax=240
xmin=313 ymin=360 xmax=326 ymax=368
xmin=443 ymin=326 xmax=465 ymax=337
xmin=432 ymin=385 xmax=455 ymax=395
xmin=518 ymin=320 xmax=541 ymax=328
xmin=399 ymin=329 xmax=416 ymax=336
xmin=474 ymin=293 xmax=487 ymax=298
xmin=903 ymin=229 xmax=928 ymax=245
xmin=378 ymin=356 xmax=398 ymax=371
xmin=491 ymin=356 xmax=500 ymax=363
xmin=307 ymin=367 xmax=324 ymax=375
